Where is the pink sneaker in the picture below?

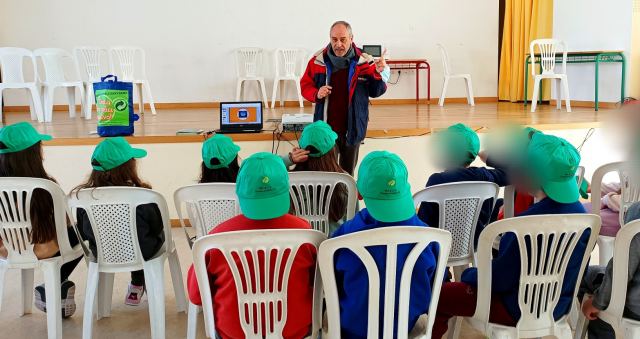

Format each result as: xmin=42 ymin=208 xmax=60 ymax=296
xmin=125 ymin=284 xmax=145 ymax=306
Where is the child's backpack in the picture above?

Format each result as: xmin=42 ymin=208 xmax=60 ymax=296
xmin=93 ymin=75 xmax=139 ymax=137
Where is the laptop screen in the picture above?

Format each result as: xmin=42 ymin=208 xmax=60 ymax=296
xmin=220 ymin=101 xmax=263 ymax=131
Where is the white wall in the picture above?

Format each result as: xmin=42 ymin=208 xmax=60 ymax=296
xmin=0 ymin=0 xmax=499 ymax=105
xmin=553 ymin=0 xmax=633 ymax=103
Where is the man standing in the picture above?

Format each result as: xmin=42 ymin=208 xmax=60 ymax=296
xmin=300 ymin=20 xmax=389 ymax=175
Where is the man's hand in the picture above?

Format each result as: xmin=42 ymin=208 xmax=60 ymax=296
xmin=289 ymin=147 xmax=310 ymax=164
xmin=317 ymin=85 xmax=332 ymax=100
xmin=581 ymin=296 xmax=600 ymax=320
xmin=375 ymin=48 xmax=388 ymax=73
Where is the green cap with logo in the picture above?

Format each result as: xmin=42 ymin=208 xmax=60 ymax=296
xmin=437 ymin=123 xmax=480 ymax=166
xmin=0 ymin=122 xmax=52 ymax=154
xmin=202 ymin=134 xmax=241 ymax=169
xmin=299 ymin=121 xmax=338 ymax=157
xmin=236 ymin=152 xmax=290 ymax=220
xmin=357 ymin=151 xmax=415 ymax=222
xmin=527 ymin=133 xmax=581 ymax=203
xmin=91 ymin=137 xmax=147 ymax=171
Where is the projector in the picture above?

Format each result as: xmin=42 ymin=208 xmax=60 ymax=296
xmin=281 ymin=113 xmax=314 ymax=132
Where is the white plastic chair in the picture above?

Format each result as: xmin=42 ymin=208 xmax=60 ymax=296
xmin=318 ymin=226 xmax=452 ymax=339
xmin=173 ymin=183 xmax=241 ymax=248
xmin=591 ymin=162 xmax=640 ymax=265
xmin=74 ymin=47 xmax=109 ymax=119
xmin=189 ymin=229 xmax=326 ymax=339
xmin=68 ymin=187 xmax=187 ymax=339
xmin=530 ymin=39 xmax=571 ymax=113
xmin=271 ymin=48 xmax=305 ymax=108
xmin=437 ymin=44 xmax=474 ymax=107
xmin=574 ymin=219 xmax=640 ymax=339
xmin=288 ymin=171 xmax=358 ymax=236
xmin=0 ymin=47 xmax=44 ymax=122
xmin=110 ymin=46 xmax=157 ymax=115
xmin=235 ymin=48 xmax=268 ymax=106
xmin=465 ymin=214 xmax=600 ymax=339
xmin=33 ymin=48 xmax=87 ymax=122
xmin=0 ymin=178 xmax=84 ymax=339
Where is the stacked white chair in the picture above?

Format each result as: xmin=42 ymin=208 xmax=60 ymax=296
xmin=318 ymin=227 xmax=452 ymax=338
xmin=74 ymin=47 xmax=109 ymax=119
xmin=0 ymin=178 xmax=84 ymax=339
xmin=68 ymin=187 xmax=187 ymax=339
xmin=271 ymin=48 xmax=305 ymax=108
xmin=288 ymin=171 xmax=358 ymax=236
xmin=34 ymin=48 xmax=87 ymax=122
xmin=529 ymin=39 xmax=571 ymax=113
xmin=464 ymin=214 xmax=600 ymax=338
xmin=189 ymin=229 xmax=326 ymax=339
xmin=437 ymin=44 xmax=475 ymax=107
xmin=591 ymin=161 xmax=640 ymax=264
xmin=110 ymin=46 xmax=157 ymax=115
xmin=0 ymin=47 xmax=44 ymax=122
xmin=574 ymin=219 xmax=640 ymax=339
xmin=234 ymin=48 xmax=268 ymax=106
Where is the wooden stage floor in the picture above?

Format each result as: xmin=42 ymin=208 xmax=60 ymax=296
xmin=1 ymin=102 xmax=613 ymax=145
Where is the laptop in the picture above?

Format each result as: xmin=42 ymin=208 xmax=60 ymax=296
xmin=217 ymin=101 xmax=264 ymax=133
xmin=362 ymin=45 xmax=382 ymax=58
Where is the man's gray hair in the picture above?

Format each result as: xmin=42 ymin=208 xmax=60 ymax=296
xmin=330 ymin=20 xmax=353 ymax=37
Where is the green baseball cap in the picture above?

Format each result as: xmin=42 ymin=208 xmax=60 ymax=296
xmin=236 ymin=152 xmax=290 ymax=220
xmin=437 ymin=123 xmax=480 ymax=166
xmin=91 ymin=137 xmax=147 ymax=171
xmin=0 ymin=122 xmax=52 ymax=154
xmin=202 ymin=134 xmax=241 ymax=169
xmin=527 ymin=133 xmax=581 ymax=203
xmin=299 ymin=121 xmax=338 ymax=157
xmin=357 ymin=151 xmax=415 ymax=222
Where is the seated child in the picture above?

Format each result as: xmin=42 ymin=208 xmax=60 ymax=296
xmin=187 ymin=152 xmax=316 ymax=339
xmin=432 ymin=133 xmax=589 ymax=338
xmin=73 ymin=137 xmax=164 ymax=306
xmin=199 ymin=134 xmax=241 ymax=183
xmin=332 ymin=151 xmax=440 ymax=338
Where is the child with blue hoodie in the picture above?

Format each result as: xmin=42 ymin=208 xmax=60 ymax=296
xmin=331 ymin=151 xmax=440 ymax=338
xmin=431 ymin=133 xmax=589 ymax=338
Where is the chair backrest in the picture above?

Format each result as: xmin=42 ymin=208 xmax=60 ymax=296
xmin=33 ymin=48 xmax=79 ymax=83
xmin=110 ymin=46 xmax=146 ymax=81
xmin=73 ymin=46 xmax=109 ymax=82
xmin=412 ymin=181 xmax=499 ymax=265
xmin=436 ymin=44 xmax=452 ymax=76
xmin=68 ymin=187 xmax=173 ymax=270
xmin=591 ymin=161 xmax=640 ymax=227
xmin=235 ymin=48 xmax=264 ymax=78
xmin=318 ymin=227 xmax=452 ymax=339
xmin=472 ymin=214 xmax=600 ymax=337
xmin=0 ymin=47 xmax=37 ymax=84
xmin=0 ymin=177 xmax=76 ymax=265
xmin=173 ymin=183 xmax=241 ymax=246
xmin=288 ymin=171 xmax=358 ymax=236
xmin=530 ymin=39 xmax=567 ymax=76
xmin=192 ymin=229 xmax=326 ymax=339
xmin=274 ymin=48 xmax=304 ymax=78
xmin=598 ymin=219 xmax=640 ymax=336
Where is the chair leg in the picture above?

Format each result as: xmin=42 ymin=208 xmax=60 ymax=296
xmin=65 ymin=86 xmax=76 ymax=118
xmin=295 ymin=80 xmax=304 ymax=108
xmin=143 ymin=82 xmax=157 ymax=115
xmin=29 ymin=86 xmax=45 ymax=122
xmin=574 ymin=313 xmax=588 ymax=339
xmin=97 ymin=272 xmax=114 ymax=319
xmin=465 ymin=77 xmax=475 ymax=106
xmin=82 ymin=262 xmax=100 ymax=339
xmin=531 ymin=78 xmax=541 ymax=113
xmin=279 ymin=80 xmax=285 ymax=107
xmin=136 ymin=83 xmax=144 ymax=114
xmin=168 ymin=248 xmax=187 ymax=313
xmin=41 ymin=260 xmax=63 ymax=339
xmin=27 ymin=88 xmax=38 ymax=121
xmin=78 ymin=85 xmax=87 ymax=119
xmin=144 ymin=258 xmax=166 ymax=339
xmin=439 ymin=77 xmax=449 ymax=106
xmin=0 ymin=261 xmax=7 ymax=312
xmin=235 ymin=80 xmax=243 ymax=101
xmin=562 ymin=76 xmax=572 ymax=112
xmin=21 ymin=268 xmax=35 ymax=315
xmin=259 ymin=80 xmax=269 ymax=107
xmin=84 ymin=83 xmax=94 ymax=119
xmin=556 ymin=79 xmax=562 ymax=110
xmin=187 ymin=302 xmax=200 ymax=339
xmin=271 ymin=79 xmax=279 ymax=109
xmin=42 ymin=86 xmax=54 ymax=122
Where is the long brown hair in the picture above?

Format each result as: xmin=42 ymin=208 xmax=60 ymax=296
xmin=0 ymin=142 xmax=57 ymax=243
xmin=72 ymin=159 xmax=151 ymax=194
xmin=292 ymin=145 xmax=348 ymax=222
